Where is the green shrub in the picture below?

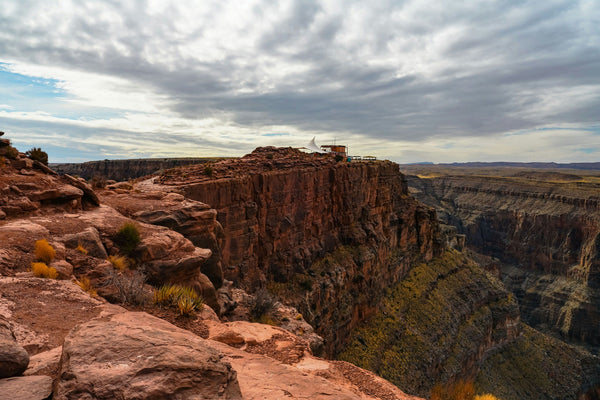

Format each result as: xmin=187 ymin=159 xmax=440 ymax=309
xmin=204 ymin=164 xmax=213 ymax=177
xmin=25 ymin=147 xmax=48 ymax=165
xmin=114 ymin=223 xmax=141 ymax=255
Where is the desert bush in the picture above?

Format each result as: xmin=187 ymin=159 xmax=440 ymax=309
xmin=335 ymin=154 xmax=344 ymax=162
xmin=250 ymin=288 xmax=276 ymax=321
xmin=31 ymin=262 xmax=58 ymax=279
xmin=153 ymin=284 xmax=204 ymax=316
xmin=431 ymin=380 xmax=475 ymax=400
xmin=34 ymin=239 xmax=56 ymax=263
xmin=106 ymin=267 xmax=150 ymax=306
xmin=25 ymin=147 xmax=48 ymax=165
xmin=108 ymin=255 xmax=128 ymax=271
xmin=114 ymin=222 xmax=141 ymax=255
xmin=204 ymin=164 xmax=213 ymax=177
xmin=76 ymin=277 xmax=97 ymax=297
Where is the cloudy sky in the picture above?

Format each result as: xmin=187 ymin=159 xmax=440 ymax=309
xmin=0 ymin=0 xmax=599 ymax=163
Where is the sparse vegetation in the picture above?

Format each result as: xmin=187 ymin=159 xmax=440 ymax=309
xmin=0 ymin=156 xmax=5 ymax=168
xmin=30 ymin=262 xmax=58 ymax=279
xmin=204 ymin=164 xmax=214 ymax=177
xmin=114 ymin=222 xmax=141 ymax=255
xmin=76 ymin=243 xmax=88 ymax=255
xmin=76 ymin=277 xmax=97 ymax=297
xmin=106 ymin=267 xmax=149 ymax=305
xmin=34 ymin=239 xmax=56 ymax=264
xmin=25 ymin=147 xmax=48 ymax=165
xmin=108 ymin=255 xmax=128 ymax=271
xmin=153 ymin=284 xmax=204 ymax=316
xmin=250 ymin=288 xmax=276 ymax=321
xmin=431 ymin=380 xmax=475 ymax=400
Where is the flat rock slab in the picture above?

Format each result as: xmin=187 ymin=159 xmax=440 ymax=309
xmin=0 ymin=375 xmax=53 ymax=400
xmin=54 ymin=311 xmax=242 ymax=400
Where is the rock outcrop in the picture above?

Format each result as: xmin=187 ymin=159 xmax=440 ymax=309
xmin=55 ymin=311 xmax=242 ymax=400
xmin=154 ymin=147 xmax=443 ymax=355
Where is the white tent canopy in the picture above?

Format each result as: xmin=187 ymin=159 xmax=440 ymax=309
xmin=306 ymin=137 xmax=326 ymax=153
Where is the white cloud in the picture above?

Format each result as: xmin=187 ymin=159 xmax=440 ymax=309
xmin=0 ymin=0 xmax=598 ymax=162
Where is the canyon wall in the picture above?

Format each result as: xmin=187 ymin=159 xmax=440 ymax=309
xmin=51 ymin=158 xmax=218 ymax=181
xmin=157 ymin=147 xmax=443 ymax=355
xmin=405 ymin=171 xmax=600 ymax=348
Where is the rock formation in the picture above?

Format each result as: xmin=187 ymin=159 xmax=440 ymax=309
xmin=50 ymin=157 xmax=222 ymax=181
xmin=154 ymin=147 xmax=443 ymax=355
xmin=404 ymin=167 xmax=600 ymax=354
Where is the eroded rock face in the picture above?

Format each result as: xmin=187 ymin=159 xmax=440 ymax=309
xmin=406 ymin=171 xmax=600 ymax=349
xmin=156 ymin=147 xmax=442 ymax=355
xmin=54 ymin=311 xmax=242 ymax=400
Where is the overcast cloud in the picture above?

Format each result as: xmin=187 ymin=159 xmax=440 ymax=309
xmin=0 ymin=0 xmax=598 ymax=162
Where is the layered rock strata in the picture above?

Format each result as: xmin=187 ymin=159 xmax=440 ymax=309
xmin=50 ymin=157 xmax=221 ymax=181
xmin=156 ymin=147 xmax=443 ymax=355
xmin=406 ymin=170 xmax=600 ymax=348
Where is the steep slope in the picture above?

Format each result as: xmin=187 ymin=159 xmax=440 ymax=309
xmin=404 ymin=168 xmax=600 ymax=349
xmin=339 ymin=250 xmax=521 ymax=397
xmin=155 ymin=147 xmax=443 ymax=355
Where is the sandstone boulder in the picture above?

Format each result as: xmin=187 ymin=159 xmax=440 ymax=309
xmin=63 ymin=174 xmax=100 ymax=206
xmin=28 ymin=185 xmax=83 ymax=202
xmin=61 ymin=227 xmax=108 ymax=259
xmin=0 ymin=375 xmax=53 ymax=400
xmin=50 ymin=260 xmax=73 ymax=279
xmin=54 ymin=311 xmax=242 ymax=400
xmin=24 ymin=346 xmax=62 ymax=377
xmin=0 ymin=316 xmax=29 ymax=378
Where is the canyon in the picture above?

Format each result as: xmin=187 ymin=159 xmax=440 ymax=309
xmin=2 ymin=136 xmax=600 ymax=400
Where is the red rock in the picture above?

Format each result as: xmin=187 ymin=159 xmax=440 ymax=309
xmin=54 ymin=311 xmax=242 ymax=400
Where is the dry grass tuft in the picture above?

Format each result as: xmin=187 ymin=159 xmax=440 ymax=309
xmin=108 ymin=255 xmax=128 ymax=271
xmin=474 ymin=395 xmax=501 ymax=400
xmin=76 ymin=243 xmax=88 ymax=255
xmin=31 ymin=262 xmax=58 ymax=279
xmin=76 ymin=277 xmax=97 ymax=297
xmin=153 ymin=284 xmax=204 ymax=316
xmin=34 ymin=239 xmax=56 ymax=264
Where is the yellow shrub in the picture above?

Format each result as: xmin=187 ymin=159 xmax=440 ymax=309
xmin=475 ymin=395 xmax=501 ymax=400
xmin=431 ymin=380 xmax=475 ymax=400
xmin=31 ymin=262 xmax=58 ymax=279
xmin=108 ymin=255 xmax=128 ymax=271
xmin=34 ymin=239 xmax=56 ymax=263
xmin=76 ymin=243 xmax=88 ymax=255
xmin=154 ymin=284 xmax=204 ymax=316
xmin=76 ymin=277 xmax=97 ymax=297
xmin=177 ymin=296 xmax=196 ymax=316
